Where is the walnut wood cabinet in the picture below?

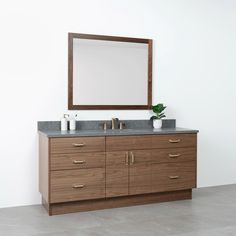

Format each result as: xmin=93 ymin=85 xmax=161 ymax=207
xmin=39 ymin=133 xmax=197 ymax=215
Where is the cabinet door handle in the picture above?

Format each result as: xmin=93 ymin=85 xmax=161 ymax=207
xmin=125 ymin=152 xmax=129 ymax=165
xmin=130 ymin=152 xmax=135 ymax=165
xmin=169 ymin=139 xmax=181 ymax=143
xmin=168 ymin=154 xmax=181 ymax=158
xmin=72 ymin=184 xmax=85 ymax=189
xmin=169 ymin=176 xmax=179 ymax=179
xmin=73 ymin=160 xmax=85 ymax=164
xmin=72 ymin=143 xmax=85 ymax=147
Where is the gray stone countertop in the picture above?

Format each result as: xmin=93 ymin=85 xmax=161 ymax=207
xmin=38 ymin=127 xmax=198 ymax=138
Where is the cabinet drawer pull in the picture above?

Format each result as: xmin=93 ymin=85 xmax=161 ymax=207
xmin=169 ymin=139 xmax=181 ymax=143
xmin=169 ymin=176 xmax=179 ymax=179
xmin=72 ymin=143 xmax=85 ymax=147
xmin=73 ymin=160 xmax=85 ymax=164
xmin=168 ymin=154 xmax=181 ymax=158
xmin=130 ymin=152 xmax=135 ymax=165
xmin=72 ymin=184 xmax=85 ymax=189
xmin=125 ymin=152 xmax=129 ymax=165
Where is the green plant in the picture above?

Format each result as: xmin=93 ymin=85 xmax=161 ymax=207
xmin=150 ymin=103 xmax=166 ymax=120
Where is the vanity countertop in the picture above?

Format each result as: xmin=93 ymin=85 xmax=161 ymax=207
xmin=38 ymin=127 xmax=198 ymax=138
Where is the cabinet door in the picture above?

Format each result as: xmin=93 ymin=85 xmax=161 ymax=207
xmin=106 ymin=151 xmax=129 ymax=197
xmin=129 ymin=150 xmax=152 ymax=195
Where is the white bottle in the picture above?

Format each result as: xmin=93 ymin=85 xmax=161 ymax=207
xmin=69 ymin=115 xmax=76 ymax=131
xmin=61 ymin=114 xmax=68 ymax=131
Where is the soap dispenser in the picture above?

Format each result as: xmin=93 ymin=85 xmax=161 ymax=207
xmin=69 ymin=114 xmax=76 ymax=131
xmin=61 ymin=114 xmax=69 ymax=131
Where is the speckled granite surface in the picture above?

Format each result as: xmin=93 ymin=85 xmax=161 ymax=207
xmin=38 ymin=119 xmax=198 ymax=138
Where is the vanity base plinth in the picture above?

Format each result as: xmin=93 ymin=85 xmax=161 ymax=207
xmin=42 ymin=189 xmax=192 ymax=216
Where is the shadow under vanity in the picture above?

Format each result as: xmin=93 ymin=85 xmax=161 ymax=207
xmin=38 ymin=119 xmax=198 ymax=215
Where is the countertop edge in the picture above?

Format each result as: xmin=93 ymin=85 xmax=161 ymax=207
xmin=38 ymin=129 xmax=199 ymax=138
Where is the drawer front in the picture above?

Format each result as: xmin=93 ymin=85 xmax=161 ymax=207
xmin=50 ymin=168 xmax=105 ymax=203
xmin=151 ymin=147 xmax=196 ymax=164
xmin=50 ymin=137 xmax=105 ymax=154
xmin=50 ymin=152 xmax=105 ymax=170
xmin=151 ymin=161 xmax=196 ymax=193
xmin=152 ymin=134 xmax=196 ymax=149
xmin=106 ymin=135 xmax=152 ymax=151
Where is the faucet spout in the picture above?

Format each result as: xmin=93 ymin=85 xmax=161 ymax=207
xmin=111 ymin=118 xmax=119 ymax=129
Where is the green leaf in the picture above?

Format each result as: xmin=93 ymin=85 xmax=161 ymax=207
xmin=150 ymin=116 xmax=157 ymax=120
xmin=159 ymin=114 xmax=166 ymax=119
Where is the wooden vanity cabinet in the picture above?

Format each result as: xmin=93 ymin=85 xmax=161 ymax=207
xmin=106 ymin=151 xmax=129 ymax=197
xmin=106 ymin=149 xmax=152 ymax=197
xmin=39 ymin=133 xmax=197 ymax=215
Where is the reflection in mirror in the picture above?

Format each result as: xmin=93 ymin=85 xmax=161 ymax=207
xmin=68 ymin=33 xmax=152 ymax=110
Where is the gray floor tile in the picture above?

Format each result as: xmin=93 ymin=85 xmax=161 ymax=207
xmin=1 ymin=185 xmax=236 ymax=236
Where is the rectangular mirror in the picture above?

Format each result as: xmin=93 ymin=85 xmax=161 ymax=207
xmin=68 ymin=33 xmax=152 ymax=110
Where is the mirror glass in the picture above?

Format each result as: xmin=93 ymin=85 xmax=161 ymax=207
xmin=68 ymin=33 xmax=152 ymax=110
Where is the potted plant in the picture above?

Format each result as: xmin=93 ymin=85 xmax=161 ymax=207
xmin=150 ymin=103 xmax=166 ymax=129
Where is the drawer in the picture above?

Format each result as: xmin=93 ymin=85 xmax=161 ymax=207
xmin=50 ymin=168 xmax=105 ymax=203
xmin=151 ymin=147 xmax=196 ymax=164
xmin=50 ymin=137 xmax=105 ymax=154
xmin=106 ymin=135 xmax=152 ymax=151
xmin=50 ymin=152 xmax=105 ymax=170
xmin=152 ymin=134 xmax=196 ymax=149
xmin=151 ymin=161 xmax=196 ymax=193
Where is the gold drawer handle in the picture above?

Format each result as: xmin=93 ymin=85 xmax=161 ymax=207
xmin=168 ymin=154 xmax=181 ymax=158
xmin=125 ymin=152 xmax=129 ymax=165
xmin=130 ymin=152 xmax=135 ymax=165
xmin=169 ymin=139 xmax=181 ymax=143
xmin=73 ymin=160 xmax=85 ymax=164
xmin=169 ymin=176 xmax=179 ymax=179
xmin=72 ymin=184 xmax=85 ymax=189
xmin=72 ymin=143 xmax=85 ymax=147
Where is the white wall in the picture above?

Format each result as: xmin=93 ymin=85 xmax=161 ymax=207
xmin=0 ymin=0 xmax=236 ymax=208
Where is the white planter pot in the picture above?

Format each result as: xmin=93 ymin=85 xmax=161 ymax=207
xmin=153 ymin=119 xmax=162 ymax=129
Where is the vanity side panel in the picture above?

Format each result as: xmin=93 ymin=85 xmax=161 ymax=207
xmin=39 ymin=134 xmax=49 ymax=202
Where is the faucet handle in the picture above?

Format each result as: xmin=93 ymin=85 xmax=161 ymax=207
xmin=119 ymin=122 xmax=125 ymax=130
xmin=103 ymin=122 xmax=107 ymax=131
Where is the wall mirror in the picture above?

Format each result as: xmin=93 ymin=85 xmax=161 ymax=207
xmin=68 ymin=33 xmax=152 ymax=110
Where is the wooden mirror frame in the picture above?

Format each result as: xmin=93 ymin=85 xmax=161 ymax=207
xmin=68 ymin=33 xmax=152 ymax=110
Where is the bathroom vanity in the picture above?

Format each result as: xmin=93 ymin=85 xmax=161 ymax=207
xmin=38 ymin=34 xmax=198 ymax=215
xmin=38 ymin=120 xmax=198 ymax=215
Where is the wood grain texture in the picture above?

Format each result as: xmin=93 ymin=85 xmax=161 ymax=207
xmin=39 ymin=133 xmax=198 ymax=215
xmin=129 ymin=150 xmax=152 ymax=195
xmin=106 ymin=151 xmax=129 ymax=197
xmin=68 ymin=33 xmax=73 ymax=110
xmin=42 ymin=197 xmax=51 ymax=215
xmin=50 ymin=168 xmax=105 ymax=203
xmin=68 ymin=33 xmax=152 ymax=110
xmin=50 ymin=137 xmax=105 ymax=154
xmin=39 ymin=134 xmax=49 ymax=202
xmin=151 ymin=161 xmax=196 ymax=193
xmin=147 ymin=39 xmax=152 ymax=109
xmin=51 ymin=152 xmax=105 ymax=170
xmin=152 ymin=134 xmax=197 ymax=149
xmin=151 ymin=147 xmax=196 ymax=164
xmin=49 ymin=189 xmax=192 ymax=215
xmin=106 ymin=135 xmax=152 ymax=151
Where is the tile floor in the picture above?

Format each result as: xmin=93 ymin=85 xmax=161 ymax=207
xmin=0 ymin=184 xmax=236 ymax=236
